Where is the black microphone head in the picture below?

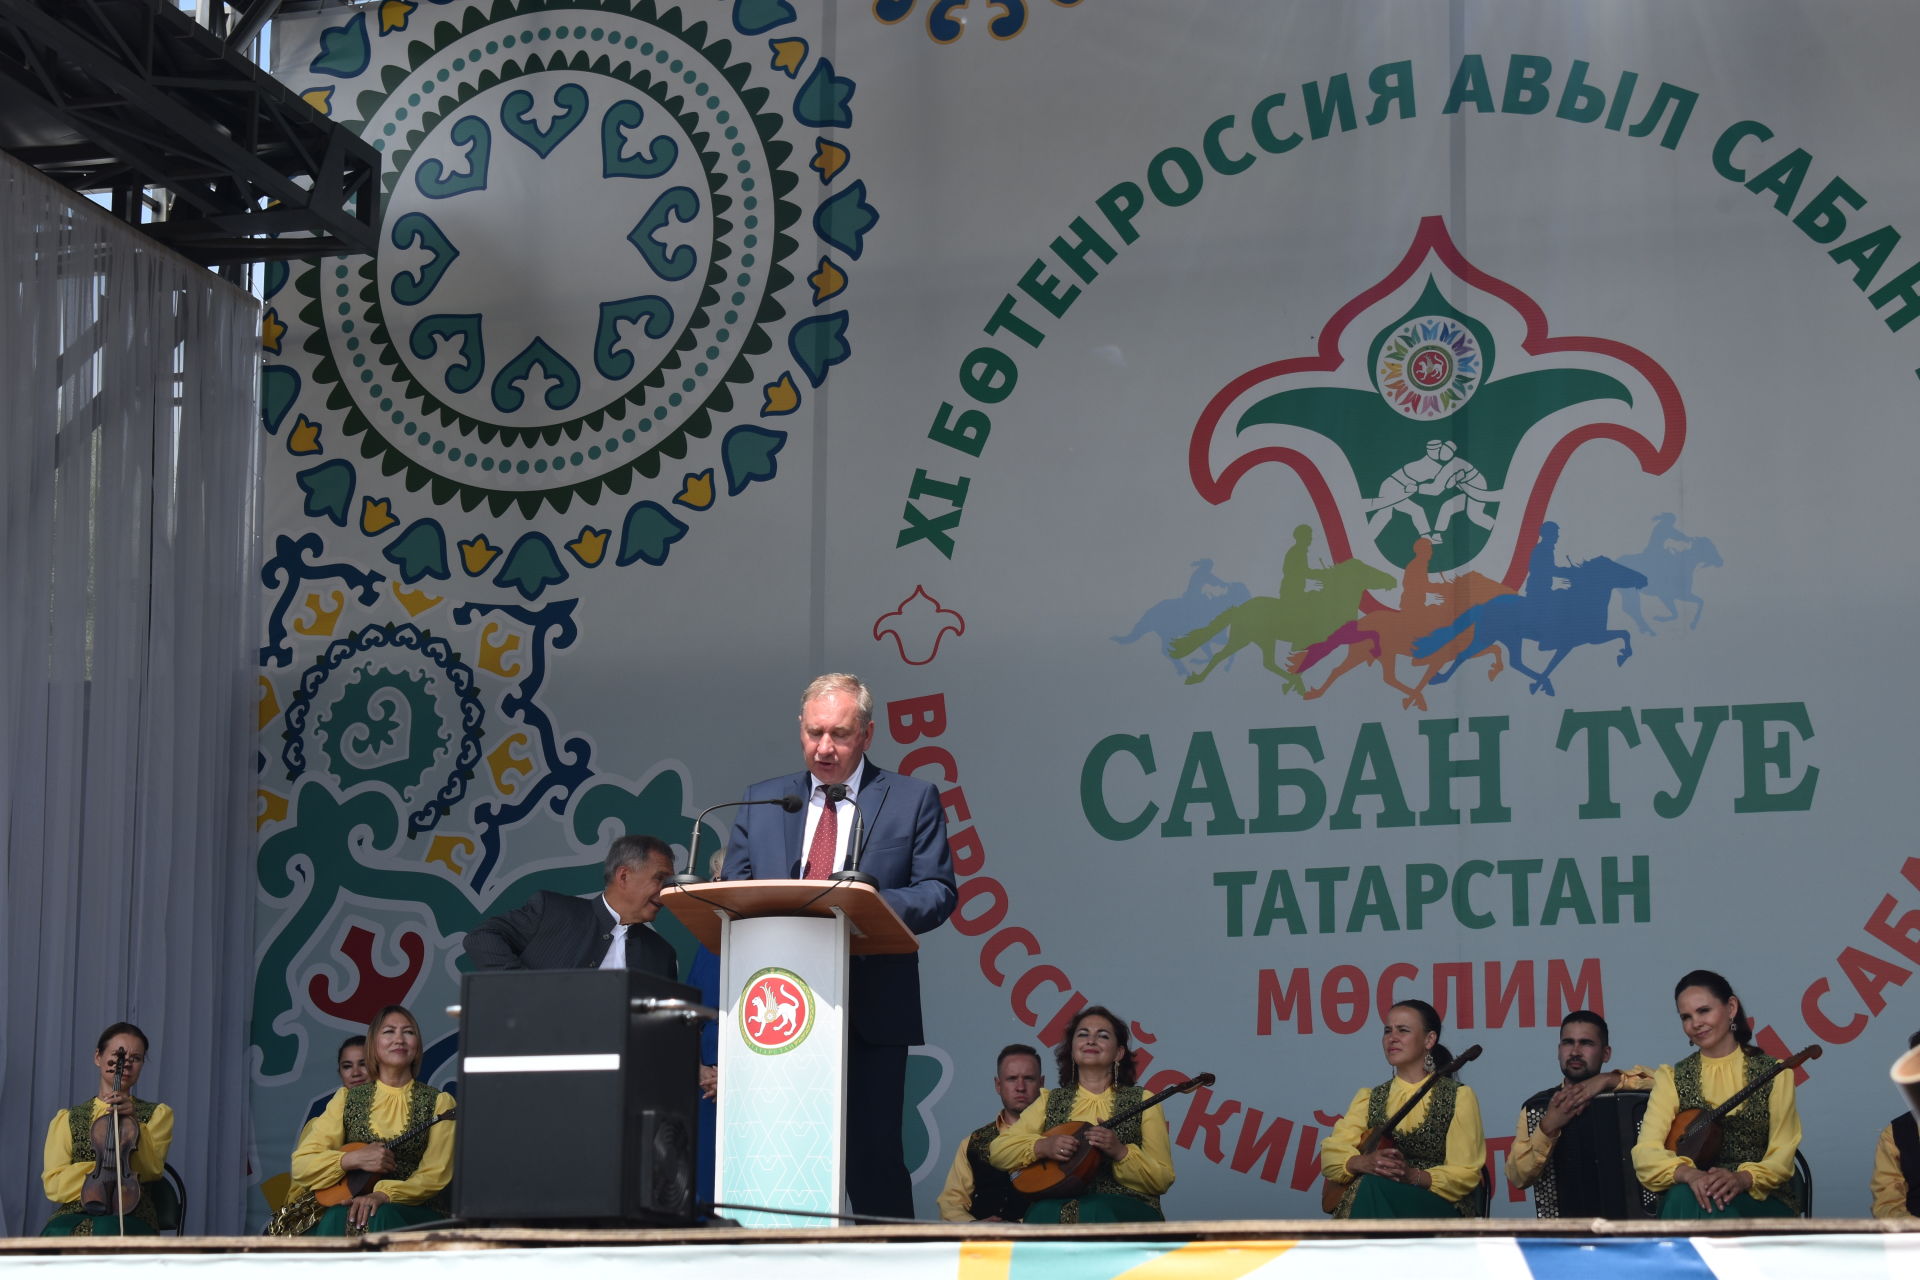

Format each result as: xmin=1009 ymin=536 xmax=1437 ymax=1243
xmin=822 ymin=783 xmax=848 ymax=803
xmin=780 ymin=793 xmax=804 ymax=812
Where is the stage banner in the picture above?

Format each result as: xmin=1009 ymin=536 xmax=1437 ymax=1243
xmin=251 ymin=0 xmax=1920 ymax=1224
xmin=8 ymin=1237 xmax=1920 ymax=1280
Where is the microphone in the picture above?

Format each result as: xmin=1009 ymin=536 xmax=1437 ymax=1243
xmin=825 ymin=783 xmax=876 ymax=887
xmin=676 ymin=794 xmax=804 ymax=886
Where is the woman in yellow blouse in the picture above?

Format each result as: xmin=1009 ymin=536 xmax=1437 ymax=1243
xmin=41 ymin=1022 xmax=174 ymax=1236
xmin=291 ymin=1005 xmax=455 ymax=1234
xmin=1630 ymin=970 xmax=1801 ymax=1218
xmin=1319 ymin=1000 xmax=1486 ymax=1218
xmin=989 ymin=1005 xmax=1175 ymax=1223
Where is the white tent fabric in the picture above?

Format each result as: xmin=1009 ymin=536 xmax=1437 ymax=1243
xmin=0 ymin=150 xmax=262 ymax=1235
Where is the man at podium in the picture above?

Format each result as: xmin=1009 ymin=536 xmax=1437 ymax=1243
xmin=721 ymin=673 xmax=957 ymax=1219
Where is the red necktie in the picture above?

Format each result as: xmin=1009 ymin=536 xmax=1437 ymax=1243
xmin=804 ymin=786 xmax=838 ymax=879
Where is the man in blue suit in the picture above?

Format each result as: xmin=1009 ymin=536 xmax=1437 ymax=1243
xmin=721 ymin=673 xmax=958 ymax=1219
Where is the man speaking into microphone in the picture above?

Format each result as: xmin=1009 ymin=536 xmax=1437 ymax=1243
xmin=721 ymin=672 xmax=957 ymax=1219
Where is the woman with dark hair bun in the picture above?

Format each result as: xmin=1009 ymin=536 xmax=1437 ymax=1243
xmin=989 ymin=1005 xmax=1175 ymax=1222
xmin=40 ymin=1023 xmax=174 ymax=1236
xmin=1320 ymin=1000 xmax=1486 ymax=1218
xmin=1631 ymin=970 xmax=1802 ymax=1218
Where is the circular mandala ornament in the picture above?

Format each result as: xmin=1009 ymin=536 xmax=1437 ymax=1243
xmin=1374 ymin=315 xmax=1482 ymax=421
xmin=281 ymin=623 xmax=484 ymax=834
xmin=292 ymin=2 xmax=806 ymax=518
xmin=317 ymin=666 xmax=448 ymax=793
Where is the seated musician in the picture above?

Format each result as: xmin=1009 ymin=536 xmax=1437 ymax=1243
xmin=267 ymin=1035 xmax=372 ymax=1236
xmin=290 ymin=1004 xmax=455 ymax=1234
xmin=1508 ymin=1011 xmax=1656 ymax=1217
xmin=937 ymin=1043 xmax=1043 ymax=1222
xmin=41 ymin=1022 xmax=174 ymax=1236
xmin=1320 ymin=1000 xmax=1486 ymax=1218
xmin=1871 ymin=1029 xmax=1920 ymax=1218
xmin=989 ymin=1006 xmax=1175 ymax=1223
xmin=1630 ymin=970 xmax=1801 ymax=1218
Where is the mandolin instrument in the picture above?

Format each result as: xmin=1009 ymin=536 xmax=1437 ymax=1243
xmin=314 ymin=1105 xmax=457 ymax=1207
xmin=1665 ymin=1045 xmax=1819 ymax=1168
xmin=1011 ymin=1073 xmax=1213 ymax=1200
xmin=1320 ymin=1044 xmax=1483 ymax=1214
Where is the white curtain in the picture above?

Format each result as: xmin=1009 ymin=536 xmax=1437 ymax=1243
xmin=0 ymin=151 xmax=262 ymax=1235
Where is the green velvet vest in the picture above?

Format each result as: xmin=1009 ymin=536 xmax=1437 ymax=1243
xmin=1364 ymin=1075 xmax=1458 ymax=1171
xmin=55 ymin=1098 xmax=161 ymax=1226
xmin=1041 ymin=1084 xmax=1157 ymax=1212
xmin=342 ymin=1082 xmax=440 ymax=1182
xmin=1672 ymin=1052 xmax=1774 ymax=1170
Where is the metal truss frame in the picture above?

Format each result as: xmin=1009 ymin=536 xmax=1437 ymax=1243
xmin=0 ymin=0 xmax=379 ymax=265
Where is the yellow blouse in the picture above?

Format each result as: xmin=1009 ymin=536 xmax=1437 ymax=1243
xmin=42 ymin=1099 xmax=174 ymax=1204
xmin=290 ymin=1081 xmax=455 ymax=1205
xmin=1319 ymin=1076 xmax=1487 ymax=1203
xmin=1630 ymin=1054 xmax=1799 ymax=1198
xmin=1505 ymin=1066 xmax=1655 ymax=1190
xmin=989 ymin=1086 xmax=1175 ymax=1198
xmin=1871 ymin=1123 xmax=1913 ymax=1219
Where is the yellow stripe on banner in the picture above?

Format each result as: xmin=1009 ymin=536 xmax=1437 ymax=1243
xmin=1110 ymin=1240 xmax=1296 ymax=1280
xmin=958 ymin=1241 xmax=1014 ymax=1280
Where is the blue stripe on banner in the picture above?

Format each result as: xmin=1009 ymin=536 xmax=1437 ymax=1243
xmin=1517 ymin=1238 xmax=1717 ymax=1279
xmin=1008 ymin=1241 xmax=1177 ymax=1280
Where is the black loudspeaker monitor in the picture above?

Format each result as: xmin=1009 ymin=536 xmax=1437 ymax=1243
xmin=454 ymin=968 xmax=702 ymax=1224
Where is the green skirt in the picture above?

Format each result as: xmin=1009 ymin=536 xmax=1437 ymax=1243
xmin=1023 ymin=1194 xmax=1164 ymax=1224
xmin=1657 ymin=1186 xmax=1797 ymax=1220
xmin=41 ymin=1211 xmax=158 ymax=1237
xmin=1338 ymin=1175 xmax=1462 ymax=1220
xmin=311 ymin=1201 xmax=445 ymax=1236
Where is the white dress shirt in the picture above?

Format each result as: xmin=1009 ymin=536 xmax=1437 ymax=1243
xmin=800 ymin=759 xmax=865 ymax=875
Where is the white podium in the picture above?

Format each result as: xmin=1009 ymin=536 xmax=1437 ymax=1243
xmin=662 ymin=880 xmax=915 ymax=1227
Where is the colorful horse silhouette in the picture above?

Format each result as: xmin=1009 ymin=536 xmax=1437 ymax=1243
xmin=1618 ymin=535 xmax=1722 ymax=635
xmin=1171 ymin=558 xmax=1397 ymax=692
xmin=1411 ymin=555 xmax=1648 ymax=696
xmin=1290 ymin=542 xmax=1514 ymax=710
xmin=1114 ymin=559 xmax=1253 ymax=677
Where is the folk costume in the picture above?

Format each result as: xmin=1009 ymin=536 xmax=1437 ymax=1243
xmin=40 ymin=1098 xmax=174 ymax=1236
xmin=936 ymin=1114 xmax=1032 ymax=1222
xmin=1320 ymin=1075 xmax=1486 ymax=1219
xmin=290 ymin=1079 xmax=455 ymax=1235
xmin=989 ymin=1085 xmax=1174 ymax=1223
xmin=1870 ymin=1113 xmax=1920 ymax=1219
xmin=1630 ymin=1050 xmax=1801 ymax=1219
xmin=1507 ymin=1068 xmax=1657 ymax=1218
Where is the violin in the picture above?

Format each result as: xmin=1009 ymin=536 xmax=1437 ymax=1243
xmin=79 ymin=1048 xmax=142 ymax=1225
xmin=1321 ymin=1044 xmax=1483 ymax=1214
xmin=315 ymin=1106 xmax=457 ymax=1207
xmin=1665 ymin=1044 xmax=1820 ymax=1168
xmin=1011 ymin=1074 xmax=1212 ymax=1199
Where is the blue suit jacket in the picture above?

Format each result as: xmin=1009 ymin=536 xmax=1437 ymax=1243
xmin=720 ymin=759 xmax=956 ymax=1045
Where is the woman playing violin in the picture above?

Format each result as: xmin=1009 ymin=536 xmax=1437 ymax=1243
xmin=1319 ymin=1000 xmax=1486 ymax=1218
xmin=988 ymin=1006 xmax=1174 ymax=1223
xmin=291 ymin=1005 xmax=455 ymax=1234
xmin=40 ymin=1022 xmax=174 ymax=1236
xmin=1630 ymin=970 xmax=1802 ymax=1218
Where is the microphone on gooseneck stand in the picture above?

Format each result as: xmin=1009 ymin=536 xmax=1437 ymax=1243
xmin=675 ymin=793 xmax=804 ymax=886
xmin=826 ymin=783 xmax=876 ymax=887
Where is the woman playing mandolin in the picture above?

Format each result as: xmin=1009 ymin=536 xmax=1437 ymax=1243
xmin=40 ymin=1023 xmax=174 ymax=1236
xmin=1630 ymin=970 xmax=1803 ymax=1218
xmin=1319 ymin=1000 xmax=1486 ymax=1219
xmin=291 ymin=1004 xmax=455 ymax=1234
xmin=988 ymin=1006 xmax=1175 ymax=1223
